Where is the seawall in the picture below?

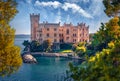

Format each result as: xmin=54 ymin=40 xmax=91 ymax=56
xmin=31 ymin=52 xmax=83 ymax=60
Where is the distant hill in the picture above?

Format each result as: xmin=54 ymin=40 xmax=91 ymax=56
xmin=15 ymin=34 xmax=30 ymax=38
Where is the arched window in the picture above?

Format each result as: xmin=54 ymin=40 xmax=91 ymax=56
xmin=66 ymin=29 xmax=69 ymax=35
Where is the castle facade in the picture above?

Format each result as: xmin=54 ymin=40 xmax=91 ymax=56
xmin=30 ymin=13 xmax=89 ymax=45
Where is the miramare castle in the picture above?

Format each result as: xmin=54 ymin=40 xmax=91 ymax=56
xmin=30 ymin=13 xmax=89 ymax=49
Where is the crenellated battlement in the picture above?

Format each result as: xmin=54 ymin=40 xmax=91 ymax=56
xmin=30 ymin=13 xmax=89 ymax=44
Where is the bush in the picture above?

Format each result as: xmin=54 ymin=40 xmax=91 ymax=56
xmin=60 ymin=43 xmax=72 ymax=49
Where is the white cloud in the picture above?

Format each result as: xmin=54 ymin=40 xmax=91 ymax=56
xmin=62 ymin=2 xmax=79 ymax=11
xmin=35 ymin=0 xmax=61 ymax=9
xmin=35 ymin=1 xmax=93 ymax=18
xmin=62 ymin=2 xmax=93 ymax=18
xmin=63 ymin=0 xmax=90 ymax=3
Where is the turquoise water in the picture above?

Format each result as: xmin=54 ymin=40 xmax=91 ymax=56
xmin=0 ymin=35 xmax=81 ymax=81
xmin=1 ymin=57 xmax=78 ymax=81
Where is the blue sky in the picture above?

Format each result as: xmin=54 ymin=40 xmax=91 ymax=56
xmin=10 ymin=0 xmax=110 ymax=34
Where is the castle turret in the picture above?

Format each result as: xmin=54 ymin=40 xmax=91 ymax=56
xmin=30 ymin=13 xmax=40 ymax=41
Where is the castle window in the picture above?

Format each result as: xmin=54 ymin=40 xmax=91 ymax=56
xmin=40 ymin=34 xmax=42 ymax=37
xmin=47 ymin=28 xmax=49 ymax=31
xmin=75 ymin=34 xmax=76 ymax=37
xmin=60 ymin=39 xmax=64 ymax=43
xmin=83 ymin=39 xmax=84 ymax=42
xmin=66 ymin=37 xmax=69 ymax=40
xmin=47 ymin=33 xmax=49 ymax=37
xmin=54 ymin=33 xmax=57 ymax=37
xmin=75 ymin=39 xmax=76 ymax=42
xmin=73 ymin=34 xmax=77 ymax=37
xmin=54 ymin=28 xmax=57 ymax=31
xmin=59 ymin=34 xmax=63 ymax=37
xmin=54 ymin=39 xmax=57 ymax=42
xmin=59 ymin=34 xmax=61 ymax=37
xmin=66 ymin=29 xmax=69 ymax=35
xmin=73 ymin=39 xmax=76 ymax=42
xmin=62 ymin=34 xmax=63 ymax=37
xmin=75 ymin=34 xmax=77 ymax=37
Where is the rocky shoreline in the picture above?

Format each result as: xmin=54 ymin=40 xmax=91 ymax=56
xmin=21 ymin=52 xmax=84 ymax=64
xmin=22 ymin=52 xmax=37 ymax=64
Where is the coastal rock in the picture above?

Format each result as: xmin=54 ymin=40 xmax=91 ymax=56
xmin=22 ymin=54 xmax=37 ymax=64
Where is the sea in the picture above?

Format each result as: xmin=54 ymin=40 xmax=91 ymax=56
xmin=0 ymin=35 xmax=81 ymax=81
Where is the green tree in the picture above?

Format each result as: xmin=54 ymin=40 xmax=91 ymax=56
xmin=72 ymin=43 xmax=77 ymax=52
xmin=92 ymin=23 xmax=107 ymax=51
xmin=30 ymin=40 xmax=40 ymax=52
xmin=103 ymin=0 xmax=120 ymax=17
xmin=67 ymin=41 xmax=120 ymax=81
xmin=0 ymin=0 xmax=22 ymax=77
xmin=42 ymin=39 xmax=52 ymax=52
xmin=65 ymin=0 xmax=120 ymax=81
xmin=22 ymin=40 xmax=30 ymax=47
xmin=72 ymin=42 xmax=86 ymax=57
xmin=92 ymin=17 xmax=120 ymax=52
xmin=22 ymin=40 xmax=30 ymax=51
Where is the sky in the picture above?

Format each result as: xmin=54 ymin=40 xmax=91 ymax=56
xmin=10 ymin=0 xmax=110 ymax=34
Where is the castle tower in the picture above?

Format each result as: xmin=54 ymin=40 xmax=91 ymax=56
xmin=30 ymin=13 xmax=40 ymax=41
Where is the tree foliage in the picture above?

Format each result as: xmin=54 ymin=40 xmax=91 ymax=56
xmin=60 ymin=43 xmax=72 ymax=50
xmin=67 ymin=41 xmax=120 ymax=81
xmin=92 ymin=17 xmax=120 ymax=52
xmin=0 ymin=0 xmax=18 ymax=23
xmin=30 ymin=40 xmax=40 ymax=52
xmin=42 ymin=39 xmax=52 ymax=52
xmin=22 ymin=40 xmax=30 ymax=47
xmin=72 ymin=42 xmax=86 ymax=57
xmin=103 ymin=0 xmax=120 ymax=17
xmin=0 ymin=0 xmax=22 ymax=77
xmin=66 ymin=0 xmax=120 ymax=80
xmin=23 ymin=39 xmax=53 ymax=52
